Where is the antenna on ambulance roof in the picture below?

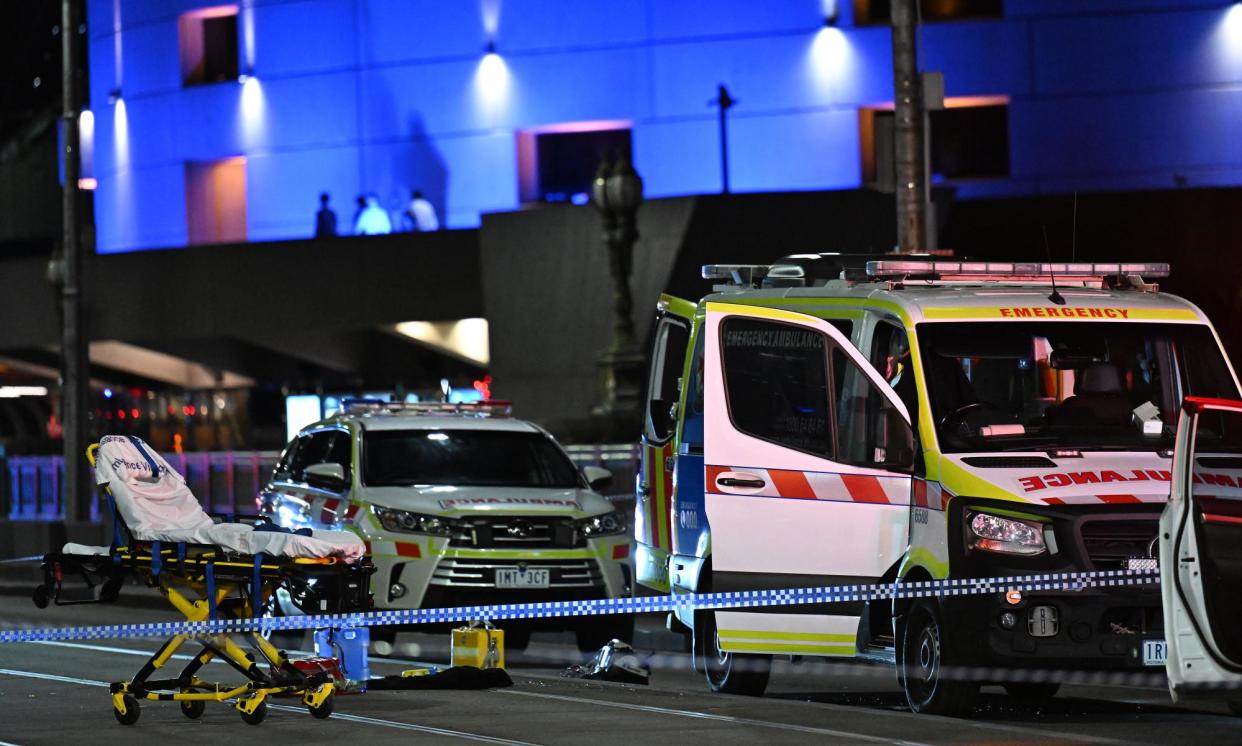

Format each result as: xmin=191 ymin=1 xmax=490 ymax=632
xmin=1041 ymin=225 xmax=1066 ymax=306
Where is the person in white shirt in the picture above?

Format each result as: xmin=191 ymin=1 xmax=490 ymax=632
xmin=405 ymin=189 xmax=440 ymax=232
xmin=354 ymin=194 xmax=392 ymax=235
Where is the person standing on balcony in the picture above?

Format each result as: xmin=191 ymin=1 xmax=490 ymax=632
xmin=404 ymin=189 xmax=440 ymax=232
xmin=314 ymin=192 xmax=338 ymax=237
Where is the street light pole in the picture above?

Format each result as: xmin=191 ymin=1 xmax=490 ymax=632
xmin=891 ymin=0 xmax=928 ymax=254
xmin=60 ymin=0 xmax=88 ymax=523
xmin=710 ymin=84 xmax=735 ymax=195
xmin=591 ymin=151 xmax=645 ymax=433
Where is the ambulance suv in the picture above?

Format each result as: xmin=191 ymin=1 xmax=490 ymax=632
xmin=635 ymin=256 xmax=1240 ymax=715
xmin=259 ymin=400 xmax=633 ymax=651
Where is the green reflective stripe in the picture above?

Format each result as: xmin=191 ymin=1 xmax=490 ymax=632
xmin=722 ymin=642 xmax=856 ymax=655
xmin=718 ymin=630 xmax=855 ymax=643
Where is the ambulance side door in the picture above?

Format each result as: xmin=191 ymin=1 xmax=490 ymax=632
xmin=1160 ymin=397 xmax=1242 ymax=698
xmin=704 ymin=302 xmax=913 ymax=653
xmin=636 ymin=300 xmax=691 ymax=592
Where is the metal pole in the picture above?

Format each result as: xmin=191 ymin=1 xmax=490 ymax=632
xmin=61 ymin=0 xmax=88 ymax=523
xmin=890 ymin=0 xmax=927 ymax=253
xmin=712 ymin=84 xmax=735 ymax=195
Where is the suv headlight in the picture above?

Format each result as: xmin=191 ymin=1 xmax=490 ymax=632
xmin=577 ymin=511 xmax=626 ymax=538
xmin=374 ymin=507 xmax=457 ymax=536
xmin=968 ymin=512 xmax=1046 ymax=556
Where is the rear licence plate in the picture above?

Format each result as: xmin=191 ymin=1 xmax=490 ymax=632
xmin=496 ymin=568 xmax=550 ymax=589
xmin=1143 ymin=639 xmax=1168 ymax=666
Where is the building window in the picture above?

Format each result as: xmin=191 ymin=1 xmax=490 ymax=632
xmin=185 ymin=157 xmax=247 ymax=245
xmin=853 ymin=0 xmax=1002 ymax=25
xmin=516 ymin=123 xmax=632 ymax=205
xmin=860 ymin=102 xmax=1010 ymax=188
xmin=179 ymin=6 xmax=240 ymax=87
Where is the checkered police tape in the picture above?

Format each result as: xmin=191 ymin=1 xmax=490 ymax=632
xmin=0 ymin=567 xmax=1158 ymax=644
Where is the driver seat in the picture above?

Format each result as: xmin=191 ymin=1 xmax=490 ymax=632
xmin=1059 ymin=363 xmax=1132 ymax=425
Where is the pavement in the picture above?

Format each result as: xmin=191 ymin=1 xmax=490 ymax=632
xmin=2 ymin=581 xmax=1242 ymax=744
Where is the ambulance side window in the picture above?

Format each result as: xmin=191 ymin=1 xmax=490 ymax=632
xmin=721 ymin=318 xmax=834 ymax=459
xmin=680 ymin=332 xmax=706 ymax=447
xmin=646 ymin=317 xmax=690 ymax=444
xmin=835 ymin=347 xmax=915 ymax=470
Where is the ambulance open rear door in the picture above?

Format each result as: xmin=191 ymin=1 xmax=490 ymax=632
xmin=703 ymin=302 xmax=914 ymax=663
xmin=1160 ymin=396 xmax=1242 ymax=702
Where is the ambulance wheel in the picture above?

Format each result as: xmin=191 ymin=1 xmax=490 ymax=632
xmin=113 ymin=694 xmax=141 ymax=725
xmin=702 ymin=612 xmax=770 ymax=696
xmin=307 ymin=691 xmax=334 ymax=719
xmin=505 ymin=629 xmax=531 ymax=652
xmin=240 ymin=700 xmax=268 ymax=725
xmin=1003 ymin=682 xmax=1060 ymax=702
xmin=900 ymin=601 xmax=978 ymax=717
xmin=179 ymin=698 xmax=206 ymax=719
xmin=575 ymin=615 xmax=635 ymax=652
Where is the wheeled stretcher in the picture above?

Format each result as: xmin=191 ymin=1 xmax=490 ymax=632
xmin=31 ymin=436 xmax=374 ymax=726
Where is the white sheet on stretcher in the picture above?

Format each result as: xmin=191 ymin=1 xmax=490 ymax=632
xmin=83 ymin=435 xmax=366 ymax=562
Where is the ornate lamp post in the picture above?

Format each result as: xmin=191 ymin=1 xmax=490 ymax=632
xmin=591 ymin=151 xmax=645 ymax=430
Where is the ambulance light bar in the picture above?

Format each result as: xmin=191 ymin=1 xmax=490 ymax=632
xmin=702 ymin=265 xmax=770 ymax=285
xmin=865 ymin=261 xmax=1170 ymax=280
xmin=340 ymin=398 xmax=513 ymax=418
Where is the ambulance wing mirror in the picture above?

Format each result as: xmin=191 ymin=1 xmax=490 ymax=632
xmin=305 ymin=462 xmax=348 ymax=490
xmin=583 ymin=466 xmax=613 ymax=492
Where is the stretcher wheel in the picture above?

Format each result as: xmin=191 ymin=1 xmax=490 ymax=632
xmin=240 ymin=700 xmax=267 ymax=725
xmin=113 ymin=694 xmax=140 ymax=725
xmin=180 ymin=698 xmax=205 ymax=719
xmin=32 ymin=585 xmax=50 ymax=609
xmin=307 ymin=691 xmax=334 ymax=719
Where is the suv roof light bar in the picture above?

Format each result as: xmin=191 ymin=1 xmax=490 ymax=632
xmin=339 ymin=398 xmax=513 ymax=418
xmin=702 ymin=264 xmax=770 ymax=286
xmin=864 ymin=260 xmax=1170 ymax=280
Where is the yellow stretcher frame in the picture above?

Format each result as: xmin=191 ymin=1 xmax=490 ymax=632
xmin=36 ymin=443 xmax=373 ymax=726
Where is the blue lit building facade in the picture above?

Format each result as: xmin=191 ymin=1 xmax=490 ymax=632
xmin=85 ymin=0 xmax=1242 ymax=253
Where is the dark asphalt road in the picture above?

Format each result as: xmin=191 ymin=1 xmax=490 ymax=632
xmin=2 ymin=588 xmax=1241 ymax=745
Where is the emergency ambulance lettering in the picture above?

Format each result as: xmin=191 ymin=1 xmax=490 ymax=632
xmin=996 ymin=307 xmax=1131 ymax=319
xmin=1019 ymin=469 xmax=1174 ymax=491
xmin=1069 ymin=471 xmax=1100 ymax=485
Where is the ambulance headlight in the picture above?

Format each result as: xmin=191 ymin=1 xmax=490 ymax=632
xmin=577 ymin=511 xmax=626 ymax=537
xmin=374 ymin=507 xmax=456 ymax=536
xmin=968 ymin=512 xmax=1046 ymax=556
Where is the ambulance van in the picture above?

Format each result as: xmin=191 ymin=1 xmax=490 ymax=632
xmin=634 ymin=255 xmax=1241 ymax=715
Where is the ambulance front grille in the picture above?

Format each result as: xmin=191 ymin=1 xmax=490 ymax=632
xmin=429 ymin=558 xmax=603 ymax=588
xmin=448 ymin=516 xmax=585 ymax=549
xmin=1078 ymin=518 xmax=1160 ymax=570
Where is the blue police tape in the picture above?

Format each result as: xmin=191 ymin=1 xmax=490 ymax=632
xmin=0 ymin=567 xmax=1159 ymax=644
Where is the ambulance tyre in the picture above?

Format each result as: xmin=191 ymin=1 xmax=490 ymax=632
xmin=505 ymin=628 xmax=531 ymax=652
xmin=900 ymin=601 xmax=978 ymax=717
xmin=702 ymin=611 xmax=771 ymax=696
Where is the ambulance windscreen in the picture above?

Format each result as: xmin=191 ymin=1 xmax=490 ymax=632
xmin=916 ymin=322 xmax=1237 ymax=453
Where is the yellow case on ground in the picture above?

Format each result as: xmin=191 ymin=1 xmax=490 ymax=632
xmin=451 ymin=625 xmax=505 ymax=669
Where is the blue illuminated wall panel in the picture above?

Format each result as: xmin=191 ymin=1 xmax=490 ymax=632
xmin=85 ymin=0 xmax=1242 ymax=252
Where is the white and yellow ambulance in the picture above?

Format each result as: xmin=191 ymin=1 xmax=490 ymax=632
xmin=636 ymin=256 xmax=1240 ymax=715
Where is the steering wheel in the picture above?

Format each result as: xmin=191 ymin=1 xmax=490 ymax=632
xmin=938 ymin=401 xmax=1006 ymax=433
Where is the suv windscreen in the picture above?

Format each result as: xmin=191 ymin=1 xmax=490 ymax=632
xmin=363 ymin=429 xmax=582 ymax=487
xmin=917 ymin=321 xmax=1238 ymax=453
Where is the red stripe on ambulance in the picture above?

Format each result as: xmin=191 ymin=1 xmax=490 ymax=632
xmin=768 ymin=469 xmax=815 ymax=499
xmin=841 ymin=475 xmax=890 ymax=504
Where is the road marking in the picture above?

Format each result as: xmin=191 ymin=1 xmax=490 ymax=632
xmin=503 ymin=689 xmax=931 ymax=745
xmin=0 ymin=666 xmax=531 ymax=744
xmin=266 ymin=705 xmax=537 ymax=745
